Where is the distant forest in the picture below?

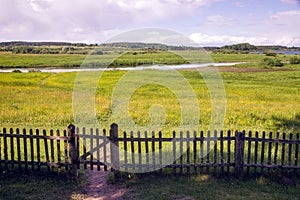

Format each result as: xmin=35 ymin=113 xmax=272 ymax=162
xmin=0 ymin=41 xmax=299 ymax=54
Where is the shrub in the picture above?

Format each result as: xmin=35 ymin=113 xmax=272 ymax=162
xmin=273 ymin=58 xmax=284 ymax=67
xmin=290 ymin=56 xmax=300 ymax=64
xmin=264 ymin=51 xmax=277 ymax=57
xmin=262 ymin=57 xmax=283 ymax=67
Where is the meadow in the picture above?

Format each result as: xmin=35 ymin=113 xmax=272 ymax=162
xmin=0 ymin=51 xmax=268 ymax=68
xmin=0 ymin=65 xmax=299 ymax=132
xmin=0 ymin=52 xmax=300 ymax=200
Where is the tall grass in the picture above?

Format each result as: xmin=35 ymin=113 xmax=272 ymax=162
xmin=0 ymin=67 xmax=299 ymax=132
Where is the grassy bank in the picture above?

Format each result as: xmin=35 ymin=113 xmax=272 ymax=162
xmin=0 ymin=52 xmax=286 ymax=68
xmin=0 ymin=67 xmax=299 ymax=132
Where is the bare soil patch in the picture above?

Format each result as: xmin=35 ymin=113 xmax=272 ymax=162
xmin=84 ymin=167 xmax=131 ymax=200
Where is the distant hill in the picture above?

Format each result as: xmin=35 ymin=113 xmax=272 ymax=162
xmin=0 ymin=41 xmax=89 ymax=47
xmin=0 ymin=41 xmax=299 ymax=53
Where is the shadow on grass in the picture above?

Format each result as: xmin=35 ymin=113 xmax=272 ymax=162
xmin=0 ymin=170 xmax=87 ymax=200
xmin=272 ymin=113 xmax=300 ymax=132
xmin=116 ymin=172 xmax=300 ymax=200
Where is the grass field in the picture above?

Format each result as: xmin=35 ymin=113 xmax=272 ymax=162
xmin=0 ymin=65 xmax=299 ymax=132
xmin=0 ymin=171 xmax=86 ymax=200
xmin=0 ymin=51 xmax=286 ymax=68
xmin=1 ymin=171 xmax=300 ymax=199
xmin=0 ymin=52 xmax=300 ymax=200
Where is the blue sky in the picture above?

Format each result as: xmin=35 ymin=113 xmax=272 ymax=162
xmin=0 ymin=0 xmax=299 ymax=46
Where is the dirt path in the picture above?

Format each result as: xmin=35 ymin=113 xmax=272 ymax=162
xmin=84 ymin=167 xmax=130 ymax=200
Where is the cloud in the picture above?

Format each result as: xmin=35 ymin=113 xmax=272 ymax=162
xmin=205 ymin=15 xmax=234 ymax=25
xmin=189 ymin=32 xmax=300 ymax=46
xmin=280 ymin=0 xmax=298 ymax=5
xmin=0 ymin=0 xmax=224 ymax=42
xmin=268 ymin=10 xmax=300 ymax=38
xmin=233 ymin=1 xmax=245 ymax=7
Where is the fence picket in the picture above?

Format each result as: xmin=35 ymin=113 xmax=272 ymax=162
xmin=76 ymin=127 xmax=80 ymax=169
xmin=138 ymin=131 xmax=142 ymax=173
xmin=63 ymin=130 xmax=68 ymax=171
xmin=295 ymin=133 xmax=299 ymax=172
xmin=227 ymin=130 xmax=231 ymax=173
xmin=0 ymin=125 xmax=300 ymax=177
xmin=220 ymin=130 xmax=224 ymax=174
xmin=288 ymin=133 xmax=293 ymax=173
xmin=50 ymin=130 xmax=55 ymax=171
xmin=10 ymin=128 xmax=14 ymax=169
xmin=200 ymin=131 xmax=204 ymax=174
xmin=16 ymin=128 xmax=21 ymax=172
xmin=30 ymin=129 xmax=34 ymax=171
xmin=43 ymin=129 xmax=50 ymax=171
xmin=274 ymin=132 xmax=279 ymax=167
xmin=152 ymin=131 xmax=155 ymax=172
xmin=247 ymin=131 xmax=252 ymax=175
xmin=186 ymin=131 xmax=190 ymax=174
xmin=260 ymin=131 xmax=266 ymax=173
xmin=130 ymin=131 xmax=135 ymax=172
xmin=36 ymin=129 xmax=41 ymax=171
xmin=180 ymin=131 xmax=183 ymax=174
xmin=281 ymin=133 xmax=286 ymax=170
xmin=267 ymin=132 xmax=272 ymax=173
xmin=145 ymin=131 xmax=149 ymax=172
xmin=23 ymin=129 xmax=28 ymax=171
xmin=193 ymin=131 xmax=197 ymax=174
xmin=82 ymin=127 xmax=87 ymax=169
xmin=3 ymin=128 xmax=8 ymax=171
xmin=206 ymin=130 xmax=210 ymax=173
xmin=103 ymin=129 xmax=107 ymax=171
xmin=56 ymin=130 xmax=61 ymax=172
xmin=159 ymin=131 xmax=163 ymax=173
xmin=90 ymin=128 xmax=93 ymax=170
xmin=254 ymin=131 xmax=258 ymax=175
xmin=173 ymin=131 xmax=176 ymax=174
xmin=123 ymin=131 xmax=128 ymax=172
xmin=213 ymin=130 xmax=217 ymax=174
xmin=96 ymin=128 xmax=100 ymax=171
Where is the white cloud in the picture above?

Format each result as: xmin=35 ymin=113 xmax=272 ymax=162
xmin=29 ymin=0 xmax=52 ymax=12
xmin=233 ymin=1 xmax=245 ymax=7
xmin=0 ymin=0 xmax=224 ymax=42
xmin=205 ymin=15 xmax=233 ymax=25
xmin=280 ymin=0 xmax=298 ymax=5
xmin=189 ymin=32 xmax=300 ymax=46
xmin=268 ymin=10 xmax=300 ymax=38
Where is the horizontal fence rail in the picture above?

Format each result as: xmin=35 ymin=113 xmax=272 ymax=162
xmin=0 ymin=124 xmax=299 ymax=178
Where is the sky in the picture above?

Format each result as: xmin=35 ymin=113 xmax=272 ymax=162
xmin=0 ymin=0 xmax=299 ymax=46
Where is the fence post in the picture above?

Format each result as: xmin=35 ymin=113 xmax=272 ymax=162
xmin=110 ymin=123 xmax=120 ymax=179
xmin=234 ymin=131 xmax=245 ymax=178
xmin=68 ymin=124 xmax=78 ymax=177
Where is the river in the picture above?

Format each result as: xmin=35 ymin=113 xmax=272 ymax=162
xmin=0 ymin=62 xmax=244 ymax=73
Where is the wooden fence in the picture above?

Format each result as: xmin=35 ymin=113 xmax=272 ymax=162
xmin=0 ymin=124 xmax=299 ymax=178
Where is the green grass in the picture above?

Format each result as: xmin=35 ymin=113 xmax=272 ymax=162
xmin=0 ymin=66 xmax=299 ymax=132
xmin=1 ymin=51 xmax=293 ymax=68
xmin=0 ymin=171 xmax=86 ymax=200
xmin=122 ymin=173 xmax=300 ymax=200
xmin=0 ymin=59 xmax=300 ymax=199
xmin=1 ymin=171 xmax=300 ymax=200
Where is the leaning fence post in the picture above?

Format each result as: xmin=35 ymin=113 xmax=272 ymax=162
xmin=234 ymin=131 xmax=245 ymax=178
xmin=68 ymin=124 xmax=78 ymax=177
xmin=110 ymin=123 xmax=120 ymax=179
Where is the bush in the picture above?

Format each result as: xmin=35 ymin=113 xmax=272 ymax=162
xmin=264 ymin=51 xmax=277 ymax=57
xmin=290 ymin=56 xmax=300 ymax=64
xmin=262 ymin=57 xmax=283 ymax=67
